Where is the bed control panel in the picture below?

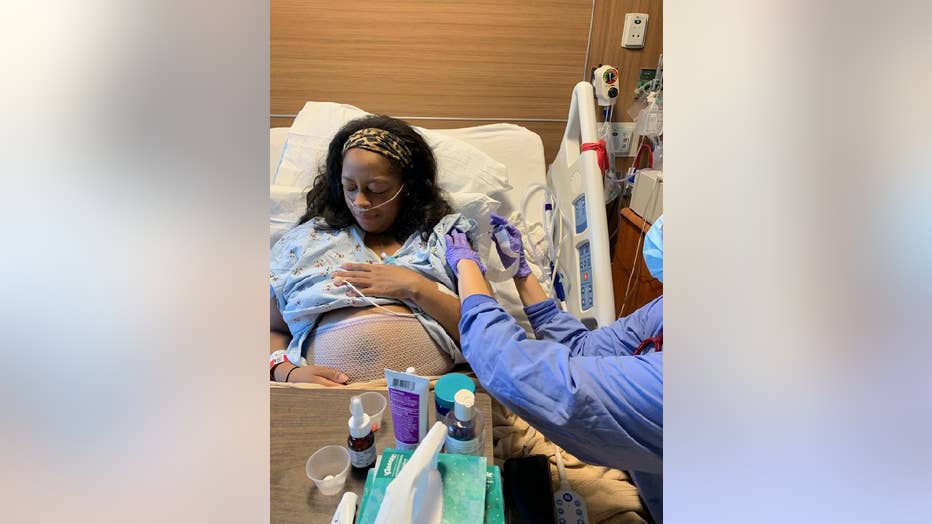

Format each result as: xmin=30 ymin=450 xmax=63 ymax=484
xmin=573 ymin=195 xmax=587 ymax=234
xmin=549 ymin=81 xmax=616 ymax=328
xmin=578 ymin=241 xmax=593 ymax=310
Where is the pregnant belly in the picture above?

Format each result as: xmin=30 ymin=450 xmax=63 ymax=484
xmin=308 ymin=304 xmax=452 ymax=382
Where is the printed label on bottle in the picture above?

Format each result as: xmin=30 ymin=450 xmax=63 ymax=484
xmin=444 ymin=435 xmax=481 ymax=456
xmin=388 ymin=388 xmax=422 ymax=445
xmin=349 ymin=445 xmax=376 ymax=468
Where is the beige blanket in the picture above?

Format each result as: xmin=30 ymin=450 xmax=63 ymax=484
xmin=272 ymin=375 xmax=649 ymax=523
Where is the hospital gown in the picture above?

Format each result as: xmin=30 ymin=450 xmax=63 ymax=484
xmin=459 ymin=295 xmax=663 ymax=523
xmin=270 ymin=214 xmax=470 ymax=367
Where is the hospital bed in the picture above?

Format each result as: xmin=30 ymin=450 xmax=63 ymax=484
xmin=269 ymin=113 xmax=545 ymax=333
xmin=270 ymin=81 xmax=614 ymax=333
xmin=269 ymin=84 xmax=647 ymax=522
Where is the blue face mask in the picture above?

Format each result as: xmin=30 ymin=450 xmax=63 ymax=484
xmin=642 ymin=215 xmax=663 ymax=282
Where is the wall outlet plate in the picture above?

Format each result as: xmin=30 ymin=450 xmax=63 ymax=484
xmin=621 ymin=13 xmax=649 ymax=49
xmin=609 ymin=122 xmax=637 ymax=157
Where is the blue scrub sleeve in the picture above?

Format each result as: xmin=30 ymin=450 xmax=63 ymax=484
xmin=459 ymin=295 xmax=663 ymax=474
xmin=524 ymin=297 xmax=663 ymax=358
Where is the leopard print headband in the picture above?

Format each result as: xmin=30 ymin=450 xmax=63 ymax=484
xmin=341 ymin=127 xmax=414 ymax=169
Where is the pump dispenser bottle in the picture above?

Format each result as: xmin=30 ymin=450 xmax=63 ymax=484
xmin=443 ymin=389 xmax=484 ymax=456
xmin=347 ymin=396 xmax=376 ymax=469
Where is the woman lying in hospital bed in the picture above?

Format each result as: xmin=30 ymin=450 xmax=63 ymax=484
xmin=270 ymin=115 xmax=472 ymax=385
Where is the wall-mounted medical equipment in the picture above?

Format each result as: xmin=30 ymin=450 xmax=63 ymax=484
xmin=609 ymin=121 xmax=636 ymax=157
xmin=630 ymin=169 xmax=663 ymax=224
xmin=591 ymin=64 xmax=623 ymax=202
xmin=590 ymin=64 xmax=619 ymax=107
xmin=621 ymin=13 xmax=649 ymax=49
xmin=634 ymin=91 xmax=662 ymax=138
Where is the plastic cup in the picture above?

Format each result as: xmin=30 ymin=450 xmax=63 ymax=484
xmin=305 ymin=445 xmax=350 ymax=495
xmin=356 ymin=392 xmax=387 ymax=432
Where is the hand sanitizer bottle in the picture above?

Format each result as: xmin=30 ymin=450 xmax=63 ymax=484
xmin=443 ymin=389 xmax=484 ymax=456
xmin=347 ymin=396 xmax=376 ymax=469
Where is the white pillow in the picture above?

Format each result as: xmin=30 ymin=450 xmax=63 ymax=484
xmin=273 ymin=102 xmax=512 ymax=195
xmin=434 ymin=123 xmax=546 ymax=218
xmin=270 ymin=127 xmax=289 ymax=183
xmin=444 ymin=191 xmax=500 ymax=228
xmin=270 ymin=184 xmax=307 ymax=247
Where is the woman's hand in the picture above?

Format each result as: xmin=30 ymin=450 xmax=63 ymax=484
xmin=334 ymin=262 xmax=463 ymax=343
xmin=332 ymin=263 xmax=430 ymax=301
xmin=288 ymin=364 xmax=349 ymax=386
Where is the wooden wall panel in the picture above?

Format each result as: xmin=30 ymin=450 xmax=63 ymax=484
xmin=270 ymin=117 xmax=295 ymax=129
xmin=589 ymin=0 xmax=663 ymax=173
xmin=589 ymin=1 xmax=663 ymax=310
xmin=589 ymin=0 xmax=663 ymax=104
xmin=271 ymin=0 xmax=592 ymax=120
xmin=271 ymin=1 xmax=664 ymax=314
xmin=271 ymin=1 xmax=662 ymax=164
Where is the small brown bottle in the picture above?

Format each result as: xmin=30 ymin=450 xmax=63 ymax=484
xmin=347 ymin=396 xmax=376 ymax=470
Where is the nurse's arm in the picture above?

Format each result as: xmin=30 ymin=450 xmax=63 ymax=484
xmin=455 ymin=259 xmax=494 ymax=302
xmin=511 ymin=271 xmax=663 ymax=358
xmin=512 ymin=272 xmax=550 ymax=306
xmin=459 ymin=296 xmax=663 ymax=473
xmin=527 ymin=296 xmax=664 ymax=358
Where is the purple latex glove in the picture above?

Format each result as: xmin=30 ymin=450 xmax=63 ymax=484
xmin=445 ymin=230 xmax=486 ymax=275
xmin=489 ymin=213 xmax=532 ymax=278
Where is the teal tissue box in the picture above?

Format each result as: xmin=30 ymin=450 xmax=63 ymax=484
xmin=484 ymin=465 xmax=505 ymax=524
xmin=357 ymin=448 xmax=487 ymax=524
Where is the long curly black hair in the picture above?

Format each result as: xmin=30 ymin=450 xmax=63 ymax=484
xmin=298 ymin=115 xmax=452 ymax=241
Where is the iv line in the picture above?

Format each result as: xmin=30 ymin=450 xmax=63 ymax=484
xmin=340 ymin=279 xmax=420 ymax=318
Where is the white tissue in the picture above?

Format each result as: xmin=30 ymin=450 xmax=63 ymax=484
xmin=374 ymin=422 xmax=447 ymax=524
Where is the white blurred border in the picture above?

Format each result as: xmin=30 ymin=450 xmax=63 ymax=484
xmin=3 ymin=0 xmax=931 ymax=522
xmin=1 ymin=1 xmax=270 ymax=522
xmin=667 ymin=0 xmax=932 ymax=522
